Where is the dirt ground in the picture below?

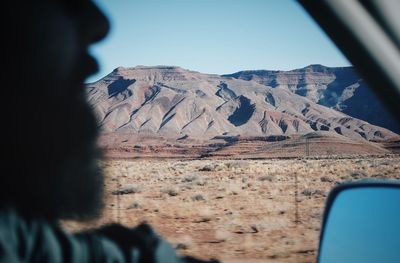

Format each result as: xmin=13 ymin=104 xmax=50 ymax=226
xmin=64 ymin=155 xmax=400 ymax=263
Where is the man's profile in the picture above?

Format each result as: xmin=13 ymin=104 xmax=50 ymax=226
xmin=1 ymin=1 xmax=216 ymax=262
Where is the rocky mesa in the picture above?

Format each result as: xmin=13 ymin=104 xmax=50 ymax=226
xmin=87 ymin=65 xmax=397 ymax=141
xmin=223 ymin=64 xmax=400 ymax=133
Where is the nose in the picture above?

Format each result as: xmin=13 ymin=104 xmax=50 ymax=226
xmin=83 ymin=1 xmax=110 ymax=44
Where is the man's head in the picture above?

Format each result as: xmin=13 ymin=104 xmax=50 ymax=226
xmin=1 ymin=0 xmax=110 ymax=220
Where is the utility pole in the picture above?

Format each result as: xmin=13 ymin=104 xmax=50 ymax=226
xmin=117 ymin=173 xmax=121 ymax=223
xmin=305 ymin=137 xmax=310 ymax=157
xmin=294 ymin=172 xmax=300 ymax=225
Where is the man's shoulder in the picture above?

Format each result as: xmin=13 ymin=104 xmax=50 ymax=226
xmin=0 ymin=208 xmax=126 ymax=262
xmin=0 ymin=208 xmax=28 ymax=233
xmin=0 ymin=208 xmax=31 ymax=262
xmin=0 ymin=208 xmax=47 ymax=233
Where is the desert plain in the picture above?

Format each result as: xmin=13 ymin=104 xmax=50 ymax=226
xmin=64 ymin=154 xmax=400 ymax=263
xmin=74 ymin=65 xmax=400 ymax=262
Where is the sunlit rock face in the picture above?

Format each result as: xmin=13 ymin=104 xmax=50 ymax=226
xmin=87 ymin=65 xmax=398 ymax=141
xmin=224 ymin=64 xmax=400 ymax=134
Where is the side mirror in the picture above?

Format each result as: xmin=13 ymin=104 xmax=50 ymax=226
xmin=318 ymin=181 xmax=400 ymax=263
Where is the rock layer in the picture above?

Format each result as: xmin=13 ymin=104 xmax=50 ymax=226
xmin=87 ymin=66 xmax=398 ymax=142
xmin=223 ymin=64 xmax=400 ymax=133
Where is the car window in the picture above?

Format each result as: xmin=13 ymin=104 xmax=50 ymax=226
xmin=64 ymin=1 xmax=400 ymax=262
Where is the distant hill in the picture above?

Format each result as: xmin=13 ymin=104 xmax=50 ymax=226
xmin=86 ymin=66 xmax=397 ymax=142
xmin=223 ymin=64 xmax=400 ymax=133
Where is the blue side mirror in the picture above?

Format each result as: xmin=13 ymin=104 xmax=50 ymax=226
xmin=318 ymin=181 xmax=400 ymax=263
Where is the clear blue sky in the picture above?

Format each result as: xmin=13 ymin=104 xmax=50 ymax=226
xmin=88 ymin=0 xmax=351 ymax=82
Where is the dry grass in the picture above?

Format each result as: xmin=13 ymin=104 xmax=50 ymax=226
xmin=63 ymin=155 xmax=400 ymax=263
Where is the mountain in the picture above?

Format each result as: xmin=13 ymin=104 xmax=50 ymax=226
xmin=223 ymin=64 xmax=400 ymax=133
xmin=87 ymin=66 xmax=397 ymax=143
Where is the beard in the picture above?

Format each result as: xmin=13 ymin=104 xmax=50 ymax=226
xmin=1 ymin=80 xmax=104 ymax=221
xmin=2 ymin=0 xmax=108 ymax=221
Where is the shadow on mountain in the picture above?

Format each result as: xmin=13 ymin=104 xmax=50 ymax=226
xmin=215 ymin=82 xmax=237 ymax=101
xmin=319 ymin=67 xmax=359 ymax=107
xmin=108 ymin=77 xmax=136 ymax=97
xmin=228 ymin=96 xmax=255 ymax=126
xmin=265 ymin=92 xmax=276 ymax=107
xmin=340 ymin=81 xmax=400 ymax=133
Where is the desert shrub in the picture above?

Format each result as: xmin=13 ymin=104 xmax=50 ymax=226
xmin=198 ymin=162 xmax=224 ymax=172
xmin=349 ymin=172 xmax=365 ymax=180
xmin=302 ymin=189 xmax=314 ymax=196
xmin=182 ymin=174 xmax=199 ymax=182
xmin=198 ymin=164 xmax=215 ymax=171
xmin=225 ymin=160 xmax=249 ymax=169
xmin=199 ymin=164 xmax=216 ymax=172
xmin=174 ymin=162 xmax=188 ymax=167
xmin=162 ymin=187 xmax=179 ymax=196
xmin=258 ymin=175 xmax=273 ymax=182
xmin=180 ymin=183 xmax=193 ymax=190
xmin=340 ymin=175 xmax=352 ymax=181
xmin=302 ymin=188 xmax=325 ymax=197
xmin=250 ymin=224 xmax=259 ymax=233
xmin=112 ymin=185 xmax=142 ymax=195
xmin=196 ymin=180 xmax=206 ymax=186
xmin=320 ymin=175 xmax=335 ymax=182
xmin=311 ymin=211 xmax=322 ymax=219
xmin=127 ymin=201 xmax=141 ymax=209
xmin=192 ymin=194 xmax=206 ymax=201
xmin=215 ymin=194 xmax=224 ymax=199
xmin=175 ymin=243 xmax=189 ymax=250
xmin=175 ymin=236 xmax=193 ymax=250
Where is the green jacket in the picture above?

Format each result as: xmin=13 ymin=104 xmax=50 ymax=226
xmin=0 ymin=209 xmax=213 ymax=263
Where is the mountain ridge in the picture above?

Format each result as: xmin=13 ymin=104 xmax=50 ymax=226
xmin=223 ymin=64 xmax=399 ymax=133
xmin=87 ymin=65 xmax=398 ymax=144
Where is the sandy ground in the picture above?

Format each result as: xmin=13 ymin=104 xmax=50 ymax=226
xmin=99 ymin=133 xmax=399 ymax=160
xmin=64 ymin=155 xmax=400 ymax=263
